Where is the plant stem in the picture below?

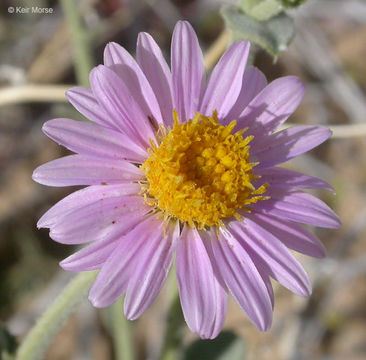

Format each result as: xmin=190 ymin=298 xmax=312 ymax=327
xmin=15 ymin=271 xmax=97 ymax=360
xmin=60 ymin=0 xmax=94 ymax=87
xmin=159 ymin=274 xmax=185 ymax=360
xmin=110 ymin=298 xmax=135 ymax=360
xmin=204 ymin=30 xmax=231 ymax=71
xmin=0 ymin=85 xmax=70 ymax=106
xmin=281 ymin=123 xmax=366 ymax=138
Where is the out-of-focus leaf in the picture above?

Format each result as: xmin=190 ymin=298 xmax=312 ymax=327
xmin=221 ymin=5 xmax=294 ymax=58
xmin=240 ymin=0 xmax=261 ymax=13
xmin=240 ymin=0 xmax=283 ymax=21
xmin=240 ymin=0 xmax=307 ymax=18
xmin=281 ymin=0 xmax=307 ymax=8
xmin=183 ymin=331 xmax=246 ymax=360
xmin=0 ymin=325 xmax=17 ymax=359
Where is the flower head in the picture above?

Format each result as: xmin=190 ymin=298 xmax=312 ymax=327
xmin=33 ymin=21 xmax=340 ymax=339
xmin=140 ymin=110 xmax=268 ymax=229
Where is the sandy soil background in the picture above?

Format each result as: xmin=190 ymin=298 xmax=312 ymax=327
xmin=1 ymin=0 xmax=366 ymax=359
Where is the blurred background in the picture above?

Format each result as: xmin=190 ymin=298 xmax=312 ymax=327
xmin=0 ymin=0 xmax=366 ymax=359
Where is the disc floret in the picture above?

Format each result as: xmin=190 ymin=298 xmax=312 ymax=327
xmin=140 ymin=111 xmax=268 ymax=229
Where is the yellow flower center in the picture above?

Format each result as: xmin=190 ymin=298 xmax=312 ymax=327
xmin=140 ymin=111 xmax=268 ymax=229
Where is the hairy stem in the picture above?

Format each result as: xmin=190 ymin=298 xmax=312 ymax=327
xmin=60 ymin=0 xmax=94 ymax=87
xmin=110 ymin=298 xmax=135 ymax=360
xmin=160 ymin=271 xmax=185 ymax=360
xmin=15 ymin=272 xmax=97 ymax=360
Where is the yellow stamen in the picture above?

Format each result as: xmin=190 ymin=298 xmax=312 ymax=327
xmin=140 ymin=110 xmax=268 ymax=229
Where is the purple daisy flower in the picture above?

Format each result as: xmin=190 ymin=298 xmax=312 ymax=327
xmin=33 ymin=21 xmax=340 ymax=339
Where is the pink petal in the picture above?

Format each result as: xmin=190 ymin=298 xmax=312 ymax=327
xmin=60 ymin=235 xmax=121 ymax=271
xmin=258 ymin=269 xmax=274 ymax=309
xmin=254 ymin=167 xmax=335 ymax=193
xmin=224 ymin=66 xmax=267 ymax=123
xmin=137 ymin=32 xmax=174 ymax=127
xmin=237 ymin=76 xmax=305 ymax=134
xmin=254 ymin=190 xmax=341 ymax=229
xmin=88 ymin=214 xmax=162 ymax=308
xmin=176 ymin=225 xmax=219 ymax=339
xmin=32 ymin=155 xmax=143 ymax=187
xmin=229 ymin=219 xmax=312 ymax=297
xmin=124 ymin=220 xmax=180 ymax=320
xmin=104 ymin=42 xmax=163 ymax=126
xmin=253 ymin=126 xmax=331 ymax=168
xmin=246 ymin=212 xmax=326 ymax=258
xmin=171 ymin=21 xmax=205 ymax=122
xmin=43 ymin=118 xmax=148 ymax=163
xmin=89 ymin=65 xmax=156 ymax=148
xmin=199 ymin=229 xmax=228 ymax=339
xmin=205 ymin=278 xmax=228 ymax=339
xmin=200 ymin=41 xmax=250 ymax=119
xmin=49 ymin=195 xmax=149 ymax=244
xmin=211 ymin=227 xmax=273 ymax=331
xmin=66 ymin=87 xmax=115 ymax=129
xmin=37 ymin=183 xmax=140 ymax=228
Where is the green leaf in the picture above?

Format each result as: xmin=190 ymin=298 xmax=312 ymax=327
xmin=240 ymin=0 xmax=284 ymax=21
xmin=240 ymin=0 xmax=307 ymax=17
xmin=183 ymin=331 xmax=246 ymax=360
xmin=281 ymin=0 xmax=307 ymax=8
xmin=240 ymin=0 xmax=261 ymax=13
xmin=221 ymin=5 xmax=295 ymax=58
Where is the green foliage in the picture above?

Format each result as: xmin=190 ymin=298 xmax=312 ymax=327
xmin=183 ymin=331 xmax=246 ymax=360
xmin=281 ymin=0 xmax=307 ymax=8
xmin=240 ymin=0 xmax=284 ymax=21
xmin=160 ymin=293 xmax=185 ymax=360
xmin=221 ymin=5 xmax=294 ymax=58
xmin=15 ymin=272 xmax=97 ymax=360
xmin=241 ymin=0 xmax=307 ymax=18
xmin=0 ymin=325 xmax=17 ymax=360
xmin=240 ymin=0 xmax=261 ymax=13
